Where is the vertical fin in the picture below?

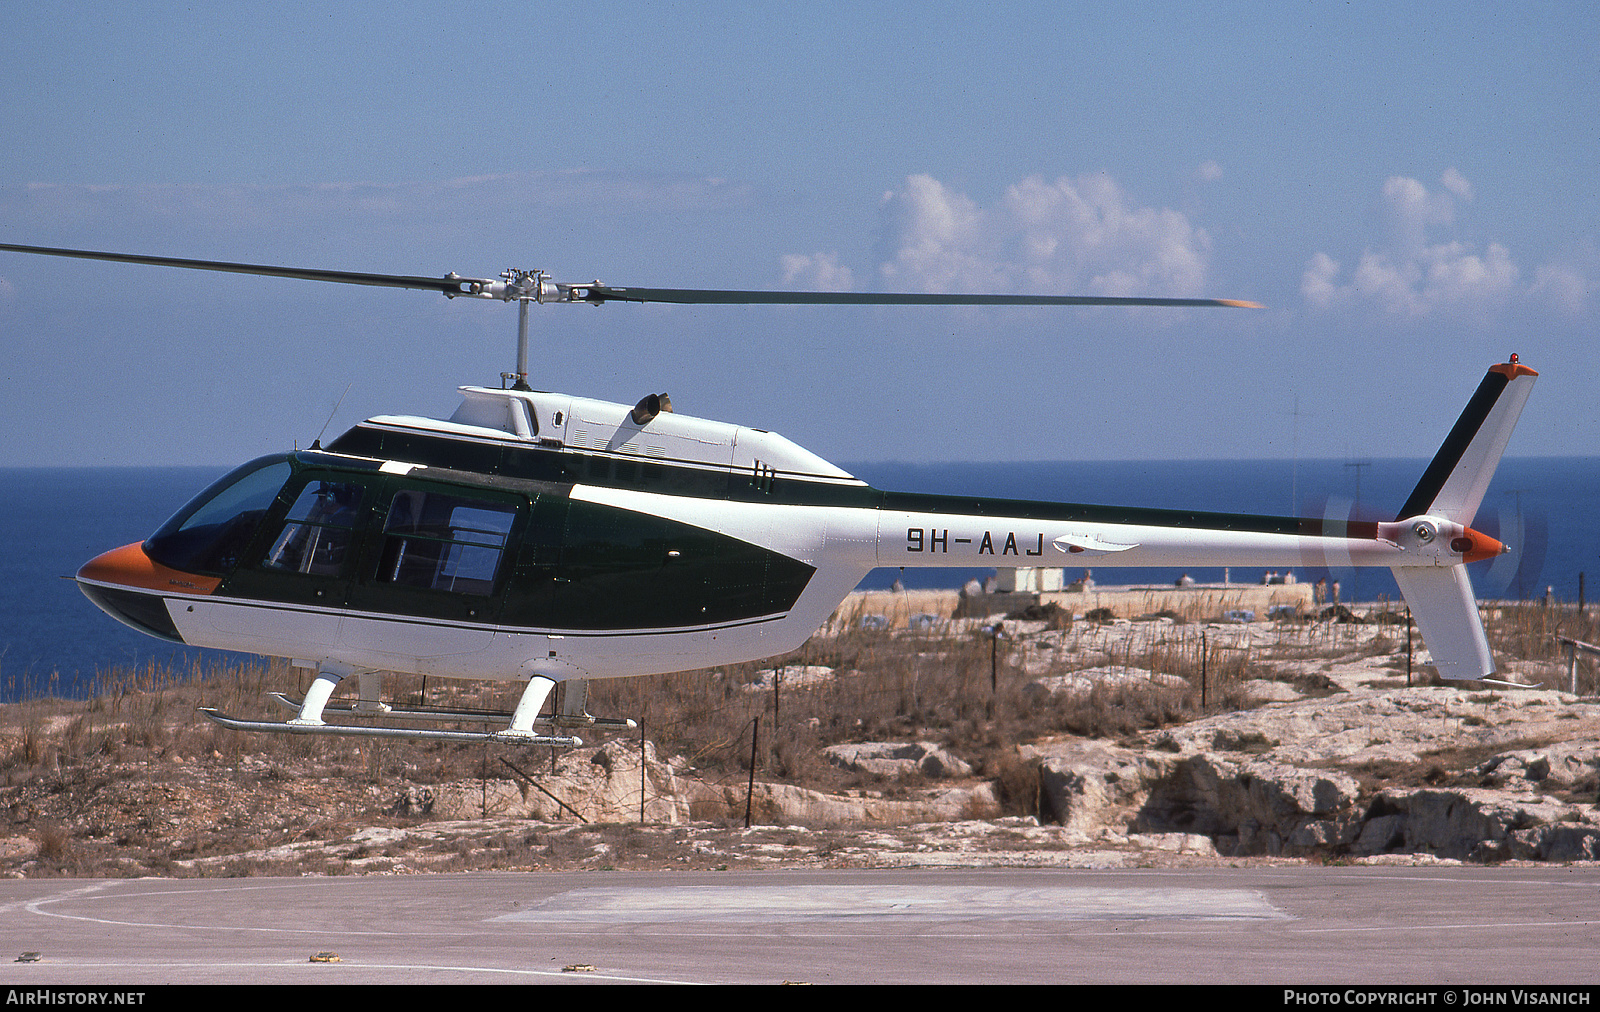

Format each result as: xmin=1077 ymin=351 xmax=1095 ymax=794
xmin=1390 ymin=358 xmax=1537 ymax=681
xmin=1396 ymin=359 xmax=1538 ymax=526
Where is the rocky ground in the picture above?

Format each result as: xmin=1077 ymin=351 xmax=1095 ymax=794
xmin=2 ymin=606 xmax=1598 ymax=876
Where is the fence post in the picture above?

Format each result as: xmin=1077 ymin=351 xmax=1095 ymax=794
xmin=744 ymin=716 xmax=759 ymax=828
xmin=1406 ymin=609 xmax=1413 ymax=687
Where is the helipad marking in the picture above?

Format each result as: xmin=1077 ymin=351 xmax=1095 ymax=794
xmin=495 ymin=885 xmax=1289 ymax=923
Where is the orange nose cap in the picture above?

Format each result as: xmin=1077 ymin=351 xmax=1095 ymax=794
xmin=1450 ymin=527 xmax=1505 ymax=565
xmin=77 ymin=542 xmax=221 ymax=594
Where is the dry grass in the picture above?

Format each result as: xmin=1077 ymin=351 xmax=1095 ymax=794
xmin=0 ymin=657 xmax=507 ymax=795
xmin=585 ymin=615 xmax=1313 ymax=794
xmin=1482 ymin=600 xmax=1600 ymax=692
xmin=0 ymin=608 xmax=1421 ymax=790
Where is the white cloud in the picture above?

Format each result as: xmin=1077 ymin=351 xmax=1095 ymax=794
xmin=870 ymin=172 xmax=1213 ymax=298
xmin=1530 ymin=262 xmax=1590 ymax=315
xmin=1196 ymin=160 xmax=1224 ymax=182
xmin=1303 ymin=171 xmax=1585 ymax=320
xmin=1341 ymin=242 xmax=1519 ymax=317
xmin=1381 ymin=173 xmax=1458 ymax=254
xmin=1300 ymin=252 xmax=1341 ymax=309
xmin=1440 ymin=167 xmax=1473 ymax=201
xmin=779 ymin=252 xmax=855 ymax=292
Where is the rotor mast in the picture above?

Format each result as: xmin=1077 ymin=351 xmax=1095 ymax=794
xmin=501 ymin=270 xmax=543 ymax=392
xmin=456 ymin=268 xmax=609 ymax=392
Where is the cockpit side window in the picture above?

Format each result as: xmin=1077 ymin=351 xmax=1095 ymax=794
xmin=144 ymin=458 xmax=292 ymax=576
xmin=262 ymin=481 xmax=366 ymax=577
xmin=376 ymin=490 xmax=517 ymax=596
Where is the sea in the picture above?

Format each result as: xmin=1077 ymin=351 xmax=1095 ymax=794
xmin=2 ymin=457 xmax=1595 ymax=702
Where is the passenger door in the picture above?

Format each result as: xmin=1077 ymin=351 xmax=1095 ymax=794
xmin=339 ymin=479 xmax=529 ymax=663
xmin=214 ymin=472 xmax=374 ymax=649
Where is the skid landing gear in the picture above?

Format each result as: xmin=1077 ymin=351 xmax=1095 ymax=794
xmin=198 ymin=708 xmax=583 ymax=746
xmin=199 ymin=670 xmax=634 ymax=746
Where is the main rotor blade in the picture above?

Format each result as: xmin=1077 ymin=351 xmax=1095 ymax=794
xmin=581 ymin=285 xmax=1261 ymax=308
xmin=0 ymin=243 xmax=1263 ymax=308
xmin=0 ymin=243 xmax=480 ymax=296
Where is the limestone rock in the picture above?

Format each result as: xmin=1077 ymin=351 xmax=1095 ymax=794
xmin=1023 ymin=739 xmax=1171 ymax=835
xmin=1352 ymin=788 xmax=1600 ymax=862
xmin=1023 ymin=666 xmax=1188 ymax=703
xmin=1139 ymin=753 xmax=1362 ymax=856
xmin=420 ymin=737 xmax=995 ymax=828
xmin=822 ymin=741 xmax=973 ymax=779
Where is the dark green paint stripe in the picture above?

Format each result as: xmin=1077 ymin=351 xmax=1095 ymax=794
xmin=1396 ymin=370 xmax=1510 ymax=521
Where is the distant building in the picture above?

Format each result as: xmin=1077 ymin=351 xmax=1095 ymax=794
xmin=994 ymin=567 xmax=1065 ymax=593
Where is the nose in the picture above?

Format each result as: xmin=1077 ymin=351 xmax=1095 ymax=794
xmin=76 ymin=542 xmax=219 ymax=643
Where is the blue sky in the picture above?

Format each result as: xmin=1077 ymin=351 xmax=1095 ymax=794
xmin=1 ymin=2 xmax=1595 ymax=468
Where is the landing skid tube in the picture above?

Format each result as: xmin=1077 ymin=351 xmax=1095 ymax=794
xmin=265 ymin=692 xmax=637 ymax=730
xmin=199 ymin=708 xmax=583 ymax=746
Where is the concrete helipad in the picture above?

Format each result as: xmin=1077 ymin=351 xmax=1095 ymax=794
xmin=3 ymin=866 xmax=1598 ymax=984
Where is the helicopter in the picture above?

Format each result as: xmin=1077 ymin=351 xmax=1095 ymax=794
xmin=2 ymin=243 xmax=1536 ymax=748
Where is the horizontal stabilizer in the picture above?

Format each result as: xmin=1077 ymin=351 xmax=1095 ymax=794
xmin=1397 ymin=360 xmax=1538 ymax=526
xmin=1391 ymin=566 xmax=1495 ymax=680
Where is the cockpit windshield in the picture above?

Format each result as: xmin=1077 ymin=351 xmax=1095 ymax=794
xmin=144 ymin=455 xmax=292 ymax=576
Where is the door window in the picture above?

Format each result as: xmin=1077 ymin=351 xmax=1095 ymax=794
xmin=378 ymin=490 xmax=517 ymax=596
xmin=262 ymin=481 xmax=366 ymax=577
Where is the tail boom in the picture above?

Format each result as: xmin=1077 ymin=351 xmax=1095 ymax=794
xmin=885 ymin=357 xmax=1532 ymax=682
xmin=886 ymin=513 xmax=1501 ymax=573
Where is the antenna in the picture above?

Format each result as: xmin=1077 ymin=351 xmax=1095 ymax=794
xmin=311 ymin=382 xmax=354 ymax=451
xmin=1344 ymin=459 xmax=1372 ymax=513
xmin=1285 ymin=394 xmax=1319 ymax=516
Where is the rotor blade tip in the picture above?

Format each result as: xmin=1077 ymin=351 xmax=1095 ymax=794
xmin=1218 ymin=299 xmax=1265 ymax=309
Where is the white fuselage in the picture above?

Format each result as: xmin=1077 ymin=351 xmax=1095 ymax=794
xmin=80 ymin=381 xmax=1507 ymax=685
